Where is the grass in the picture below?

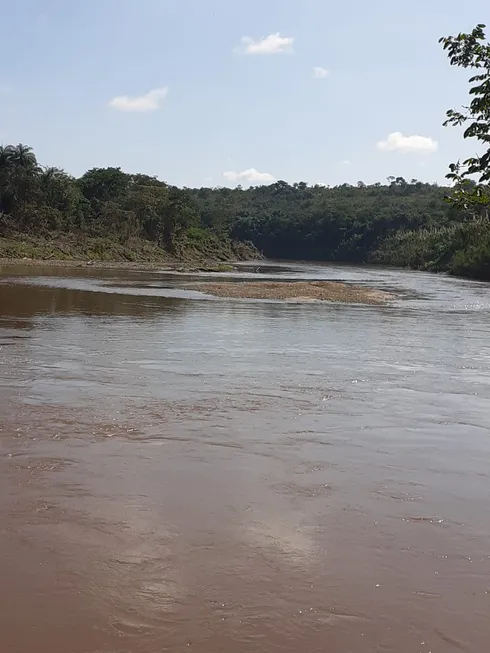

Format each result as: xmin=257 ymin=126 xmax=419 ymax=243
xmin=0 ymin=232 xmax=260 ymax=267
xmin=372 ymin=221 xmax=490 ymax=280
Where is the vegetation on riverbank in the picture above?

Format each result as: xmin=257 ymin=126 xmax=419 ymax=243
xmin=372 ymin=220 xmax=490 ymax=278
xmin=0 ymin=147 xmax=259 ymax=266
xmin=0 ymin=148 xmax=465 ymax=273
xmin=0 ymin=141 xmax=488 ymax=278
xmin=0 ymin=232 xmax=257 ymax=267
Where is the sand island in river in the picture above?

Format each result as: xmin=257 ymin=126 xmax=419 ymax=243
xmin=192 ymin=280 xmax=393 ymax=304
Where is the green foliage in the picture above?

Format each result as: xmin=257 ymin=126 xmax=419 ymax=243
xmin=373 ymin=220 xmax=490 ymax=279
xmin=449 ymin=221 xmax=490 ymax=278
xmin=193 ymin=179 xmax=451 ymax=263
xmin=0 ymin=145 xmax=209 ymax=257
xmin=372 ymin=226 xmax=461 ymax=270
xmin=186 ymin=226 xmax=208 ymax=243
xmin=440 ymin=24 xmax=490 ymax=216
xmin=78 ymin=167 xmax=131 ymax=203
xmin=1 ymin=142 xmax=489 ymax=279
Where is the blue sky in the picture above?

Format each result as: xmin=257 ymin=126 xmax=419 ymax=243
xmin=1 ymin=0 xmax=488 ymax=187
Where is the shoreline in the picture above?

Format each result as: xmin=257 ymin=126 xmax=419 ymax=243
xmin=0 ymin=257 xmax=236 ymax=272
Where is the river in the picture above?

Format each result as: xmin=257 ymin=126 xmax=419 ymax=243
xmin=1 ymin=261 xmax=489 ymax=653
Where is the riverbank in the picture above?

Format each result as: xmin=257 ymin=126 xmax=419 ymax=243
xmin=192 ymin=280 xmax=393 ymax=304
xmin=0 ymin=257 xmax=237 ymax=273
xmin=0 ymin=234 xmax=260 ymax=272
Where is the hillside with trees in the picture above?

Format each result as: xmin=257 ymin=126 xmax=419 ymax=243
xmin=0 ymin=143 xmax=489 ymax=278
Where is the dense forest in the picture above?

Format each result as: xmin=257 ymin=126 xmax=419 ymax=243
xmin=189 ymin=178 xmax=488 ymax=276
xmin=2 ymin=24 xmax=490 ymax=279
xmin=0 ymin=143 xmax=489 ymax=278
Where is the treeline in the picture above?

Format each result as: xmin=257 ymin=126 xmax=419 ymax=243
xmin=1 ymin=143 xmax=490 ymax=278
xmin=190 ymin=177 xmax=490 ymax=279
xmin=191 ymin=178 xmax=455 ymax=261
xmin=0 ymin=143 xmax=253 ymax=262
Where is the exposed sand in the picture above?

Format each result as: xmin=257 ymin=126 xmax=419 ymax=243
xmin=0 ymin=259 xmax=393 ymax=304
xmin=193 ymin=280 xmax=393 ymax=304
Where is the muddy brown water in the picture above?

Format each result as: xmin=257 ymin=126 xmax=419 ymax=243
xmin=1 ymin=261 xmax=489 ymax=653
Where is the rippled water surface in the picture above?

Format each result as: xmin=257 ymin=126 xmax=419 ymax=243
xmin=1 ymin=261 xmax=489 ymax=653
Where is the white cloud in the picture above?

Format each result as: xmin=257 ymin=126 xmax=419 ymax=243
xmin=340 ymin=159 xmax=351 ymax=166
xmin=377 ymin=132 xmax=438 ymax=153
xmin=109 ymin=87 xmax=168 ymax=113
xmin=237 ymin=33 xmax=294 ymax=55
xmin=223 ymin=169 xmax=276 ymax=184
xmin=313 ymin=66 xmax=330 ymax=79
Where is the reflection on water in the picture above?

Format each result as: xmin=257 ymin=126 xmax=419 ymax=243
xmin=1 ymin=262 xmax=490 ymax=653
xmin=0 ymin=281 xmax=190 ymax=319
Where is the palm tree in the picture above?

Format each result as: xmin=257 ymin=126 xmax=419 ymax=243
xmin=0 ymin=146 xmax=15 ymax=214
xmin=11 ymin=144 xmax=40 ymax=172
xmin=0 ymin=145 xmax=15 ymax=171
xmin=0 ymin=144 xmax=41 ymax=215
xmin=42 ymin=166 xmax=62 ymax=183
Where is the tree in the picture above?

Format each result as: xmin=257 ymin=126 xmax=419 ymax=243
xmin=78 ymin=167 xmax=131 ymax=203
xmin=40 ymin=168 xmax=82 ymax=221
xmin=0 ymin=144 xmax=41 ymax=217
xmin=161 ymin=187 xmax=198 ymax=250
xmin=0 ymin=145 xmax=15 ymax=170
xmin=125 ymin=175 xmax=169 ymax=241
xmin=10 ymin=144 xmax=40 ymax=172
xmin=0 ymin=146 xmax=15 ymax=213
xmin=440 ymin=24 xmax=490 ymax=216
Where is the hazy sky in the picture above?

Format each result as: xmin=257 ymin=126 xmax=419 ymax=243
xmin=1 ymin=0 xmax=488 ymax=187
